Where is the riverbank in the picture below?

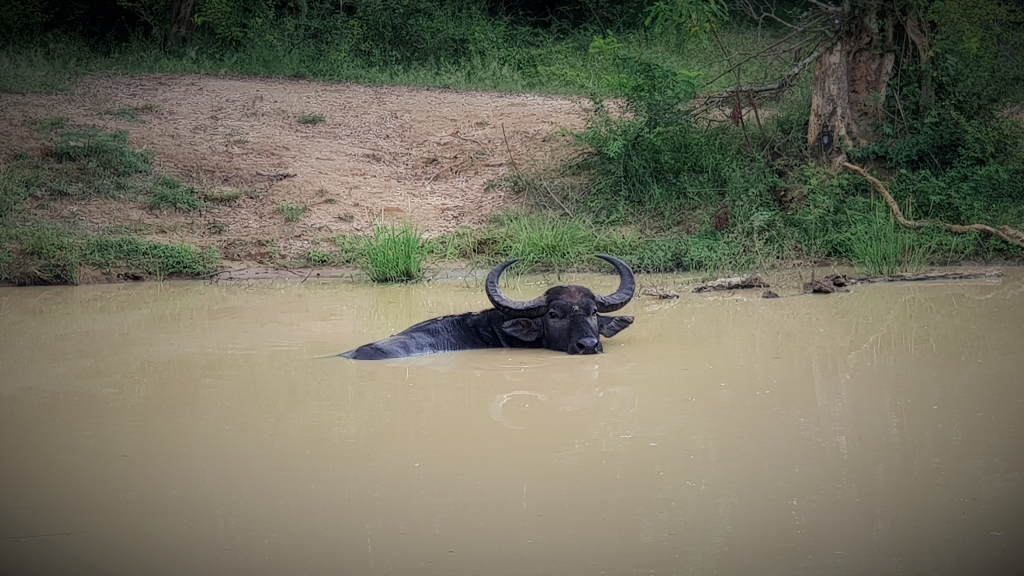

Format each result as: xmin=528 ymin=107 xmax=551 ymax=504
xmin=3 ymin=73 xmax=1022 ymax=286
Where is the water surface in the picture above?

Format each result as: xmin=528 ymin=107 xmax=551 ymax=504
xmin=2 ymin=271 xmax=1023 ymax=575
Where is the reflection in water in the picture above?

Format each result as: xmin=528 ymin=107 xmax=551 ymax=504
xmin=1 ymin=272 xmax=1023 ymax=575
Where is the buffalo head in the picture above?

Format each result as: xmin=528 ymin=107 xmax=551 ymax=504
xmin=486 ymin=254 xmax=636 ymax=355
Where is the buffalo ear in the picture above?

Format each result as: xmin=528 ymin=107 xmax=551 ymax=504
xmin=598 ymin=315 xmax=634 ymax=338
xmin=501 ymin=318 xmax=543 ymax=342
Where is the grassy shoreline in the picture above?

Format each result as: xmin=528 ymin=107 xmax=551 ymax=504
xmin=2 ymin=85 xmax=1021 ymax=287
xmin=3 ymin=21 xmax=1023 ymax=285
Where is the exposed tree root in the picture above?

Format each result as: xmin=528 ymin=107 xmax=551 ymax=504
xmin=842 ymin=162 xmax=1024 ymax=249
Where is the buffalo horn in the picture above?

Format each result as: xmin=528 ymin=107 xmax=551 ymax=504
xmin=593 ymin=254 xmax=636 ymax=312
xmin=485 ymin=259 xmax=549 ymax=318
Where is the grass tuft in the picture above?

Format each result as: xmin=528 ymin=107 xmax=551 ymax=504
xmin=52 ymin=128 xmax=152 ymax=176
xmin=298 ymin=113 xmax=326 ymax=125
xmin=148 ymin=176 xmax=202 ymax=211
xmin=485 ymin=212 xmax=597 ymax=272
xmin=363 ymin=223 xmax=424 ymax=282
xmin=277 ymin=203 xmax=308 ymax=222
xmin=845 ymin=208 xmax=929 ymax=276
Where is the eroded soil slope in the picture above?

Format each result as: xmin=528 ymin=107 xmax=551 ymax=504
xmin=1 ymin=74 xmax=588 ymax=262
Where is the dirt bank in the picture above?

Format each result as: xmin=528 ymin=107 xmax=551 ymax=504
xmin=1 ymin=73 xmax=589 ymax=268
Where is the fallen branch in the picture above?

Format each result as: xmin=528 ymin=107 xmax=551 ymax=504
xmin=804 ymin=269 xmax=1002 ymax=294
xmin=640 ymin=287 xmax=679 ymax=299
xmin=842 ymin=162 xmax=1024 ymax=249
xmin=854 ymin=269 xmax=1003 ymax=284
xmin=693 ymin=274 xmax=769 ymax=293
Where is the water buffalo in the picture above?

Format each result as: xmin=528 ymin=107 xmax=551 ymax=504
xmin=340 ymin=255 xmax=636 ymax=360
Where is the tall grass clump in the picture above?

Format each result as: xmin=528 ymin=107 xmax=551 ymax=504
xmin=485 ymin=213 xmax=598 ymax=272
xmin=845 ymin=207 xmax=929 ymax=276
xmin=363 ymin=223 xmax=424 ymax=283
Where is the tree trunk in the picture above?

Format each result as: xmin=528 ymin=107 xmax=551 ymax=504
xmin=807 ymin=6 xmax=896 ymax=165
xmin=170 ymin=0 xmax=197 ymax=38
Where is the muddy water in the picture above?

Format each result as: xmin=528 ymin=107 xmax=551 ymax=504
xmin=1 ymin=272 xmax=1023 ymax=576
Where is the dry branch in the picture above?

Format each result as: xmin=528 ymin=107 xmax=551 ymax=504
xmin=693 ymin=274 xmax=769 ymax=293
xmin=855 ymin=269 xmax=1003 ymax=283
xmin=842 ymin=162 xmax=1024 ymax=249
xmin=803 ymin=269 xmax=1002 ymax=294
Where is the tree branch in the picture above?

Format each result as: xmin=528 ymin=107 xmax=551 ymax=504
xmin=806 ymin=0 xmax=845 ymax=14
xmin=701 ymin=41 xmax=832 ymax=104
xmin=842 ymin=162 xmax=1024 ymax=249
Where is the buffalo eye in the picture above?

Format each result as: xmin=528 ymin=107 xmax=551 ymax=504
xmin=548 ymin=310 xmax=560 ymax=319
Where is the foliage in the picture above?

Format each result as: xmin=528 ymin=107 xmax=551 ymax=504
xmin=3 ymin=0 xmax=1023 ymax=277
xmin=483 ymin=212 xmax=597 ymax=272
xmin=645 ymin=0 xmax=729 ymax=46
xmin=362 ymin=223 xmax=425 ymax=283
xmin=83 ymin=234 xmax=220 ymax=278
xmin=306 ymin=249 xmax=333 ymax=266
xmin=927 ymin=0 xmax=1024 ymax=113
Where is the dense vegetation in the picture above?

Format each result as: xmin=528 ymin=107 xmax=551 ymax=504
xmin=1 ymin=0 xmax=1022 ymax=283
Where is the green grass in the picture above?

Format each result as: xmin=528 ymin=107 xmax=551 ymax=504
xmin=277 ymin=203 xmax=308 ymax=222
xmin=0 ymin=124 xmax=221 ymax=285
xmin=483 ymin=212 xmax=599 ymax=272
xmin=845 ymin=209 xmax=927 ymax=276
xmin=1 ymin=223 xmax=220 ymax=285
xmin=148 ymin=176 xmax=202 ymax=211
xmin=306 ymin=249 xmax=333 ymax=266
xmin=0 ymin=163 xmax=38 ymax=219
xmin=0 ymin=43 xmax=85 ymax=93
xmin=84 ymin=234 xmax=219 ymax=279
xmin=362 ymin=223 xmax=424 ymax=283
xmin=52 ymin=128 xmax=152 ymax=176
xmin=298 ymin=113 xmax=326 ymax=125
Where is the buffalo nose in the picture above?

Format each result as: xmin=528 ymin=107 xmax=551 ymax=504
xmin=575 ymin=337 xmax=600 ymax=354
